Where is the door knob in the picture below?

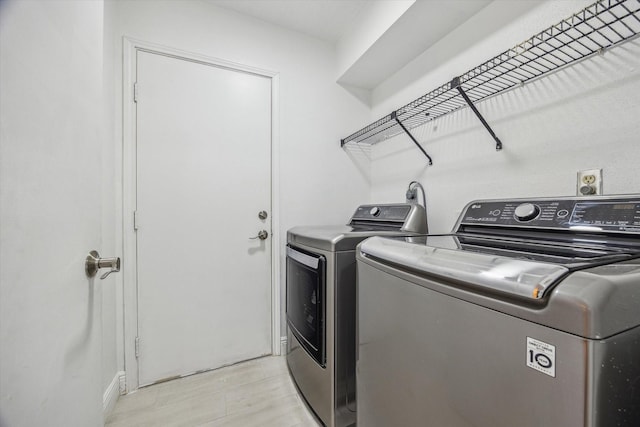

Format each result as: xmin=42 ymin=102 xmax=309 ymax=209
xmin=86 ymin=250 xmax=121 ymax=280
xmin=249 ymin=230 xmax=269 ymax=240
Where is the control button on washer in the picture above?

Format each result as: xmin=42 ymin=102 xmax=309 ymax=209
xmin=514 ymin=203 xmax=540 ymax=222
xmin=557 ymin=209 xmax=569 ymax=218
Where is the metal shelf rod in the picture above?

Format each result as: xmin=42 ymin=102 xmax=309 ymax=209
xmin=392 ymin=112 xmax=433 ymax=165
xmin=450 ymin=77 xmax=502 ymax=151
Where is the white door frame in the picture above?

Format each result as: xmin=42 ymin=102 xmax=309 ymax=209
xmin=121 ymin=37 xmax=281 ymax=392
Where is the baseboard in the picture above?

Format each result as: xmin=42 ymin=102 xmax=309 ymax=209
xmin=280 ymin=335 xmax=287 ymax=355
xmin=103 ymin=371 xmax=125 ymax=417
xmin=118 ymin=372 xmax=126 ymax=395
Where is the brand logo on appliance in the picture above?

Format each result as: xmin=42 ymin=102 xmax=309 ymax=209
xmin=471 ymin=204 xmax=482 ymax=209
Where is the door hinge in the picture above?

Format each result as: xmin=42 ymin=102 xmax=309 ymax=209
xmin=135 ymin=336 xmax=140 ymax=358
xmin=133 ymin=210 xmax=139 ymax=231
xmin=133 ymin=82 xmax=139 ymax=103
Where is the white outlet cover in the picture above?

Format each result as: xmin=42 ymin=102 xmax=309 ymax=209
xmin=577 ymin=169 xmax=603 ymax=196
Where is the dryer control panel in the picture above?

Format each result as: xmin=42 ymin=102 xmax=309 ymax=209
xmin=349 ymin=203 xmax=427 ymax=234
xmin=458 ymin=196 xmax=640 ymax=234
xmin=352 ymin=204 xmax=411 ymax=222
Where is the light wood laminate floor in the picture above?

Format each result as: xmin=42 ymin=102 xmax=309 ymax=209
xmin=105 ymin=356 xmax=322 ymax=427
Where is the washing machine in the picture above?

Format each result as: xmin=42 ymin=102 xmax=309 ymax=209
xmin=357 ymin=195 xmax=640 ymax=427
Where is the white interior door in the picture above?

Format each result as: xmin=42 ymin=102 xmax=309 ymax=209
xmin=1 ymin=1 xmax=106 ymax=424
xmin=135 ymin=50 xmax=272 ymax=386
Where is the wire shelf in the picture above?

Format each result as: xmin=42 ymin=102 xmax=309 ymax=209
xmin=341 ymin=0 xmax=640 ymax=149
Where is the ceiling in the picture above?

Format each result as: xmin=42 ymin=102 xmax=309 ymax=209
xmin=206 ymin=0 xmax=372 ymax=44
xmin=338 ymin=0 xmax=492 ymax=89
xmin=204 ymin=0 xmax=498 ymax=92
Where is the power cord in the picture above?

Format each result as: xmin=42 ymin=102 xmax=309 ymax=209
xmin=406 ymin=181 xmax=426 ymax=210
xmin=406 ymin=181 xmax=428 ymax=232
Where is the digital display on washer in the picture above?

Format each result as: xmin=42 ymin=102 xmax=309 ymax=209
xmin=570 ymin=201 xmax=640 ymax=228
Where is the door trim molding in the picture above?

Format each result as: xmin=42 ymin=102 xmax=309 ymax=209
xmin=121 ymin=37 xmax=281 ymax=392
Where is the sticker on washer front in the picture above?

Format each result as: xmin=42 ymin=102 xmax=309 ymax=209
xmin=526 ymin=337 xmax=556 ymax=377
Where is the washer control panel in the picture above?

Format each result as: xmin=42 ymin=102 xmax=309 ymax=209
xmin=459 ymin=196 xmax=640 ymax=233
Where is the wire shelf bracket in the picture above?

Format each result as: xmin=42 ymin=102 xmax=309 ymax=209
xmin=450 ymin=77 xmax=503 ymax=151
xmin=340 ymin=0 xmax=640 ymax=162
xmin=392 ymin=111 xmax=434 ymax=165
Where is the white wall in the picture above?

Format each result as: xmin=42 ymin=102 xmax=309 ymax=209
xmin=107 ymin=0 xmax=371 ymax=368
xmin=368 ymin=0 xmax=640 ymax=232
xmin=0 ymin=1 xmax=109 ymax=425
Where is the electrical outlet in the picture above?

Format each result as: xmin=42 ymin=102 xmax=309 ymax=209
xmin=577 ymin=169 xmax=603 ymax=196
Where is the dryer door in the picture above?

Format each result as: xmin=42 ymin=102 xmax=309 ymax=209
xmin=286 ymin=245 xmax=326 ymax=366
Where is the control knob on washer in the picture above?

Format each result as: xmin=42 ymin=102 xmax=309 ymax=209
xmin=514 ymin=203 xmax=540 ymax=221
xmin=369 ymin=206 xmax=381 ymax=217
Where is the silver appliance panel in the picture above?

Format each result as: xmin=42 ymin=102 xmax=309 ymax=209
xmin=356 ymin=257 xmax=640 ymax=427
xmin=356 ymin=195 xmax=640 ymax=427
xmin=287 ymin=203 xmax=427 ymax=252
xmin=350 ymin=203 xmax=427 ymax=234
xmin=359 ymin=234 xmax=640 ymax=303
xmin=455 ymin=194 xmax=640 ymax=234
xmin=286 ymin=245 xmax=326 ymax=367
xmin=286 ymin=203 xmax=426 ymax=427
xmin=287 ymin=243 xmax=356 ymax=427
